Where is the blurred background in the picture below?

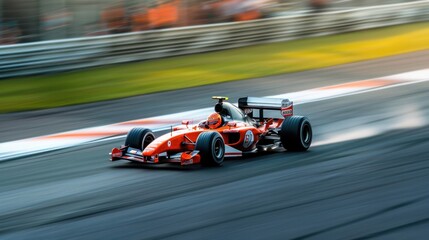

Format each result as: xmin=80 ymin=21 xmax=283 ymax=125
xmin=1 ymin=1 xmax=429 ymax=239
xmin=0 ymin=0 xmax=421 ymax=45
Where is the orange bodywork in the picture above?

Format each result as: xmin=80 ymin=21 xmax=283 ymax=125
xmin=144 ymin=123 xmax=260 ymax=156
xmin=111 ymin=118 xmax=283 ymax=165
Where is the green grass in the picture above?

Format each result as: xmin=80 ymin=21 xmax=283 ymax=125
xmin=2 ymin=21 xmax=429 ymax=113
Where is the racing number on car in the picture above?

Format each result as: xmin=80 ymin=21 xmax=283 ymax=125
xmin=243 ymin=130 xmax=254 ymax=148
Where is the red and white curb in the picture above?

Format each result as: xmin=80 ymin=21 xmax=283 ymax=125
xmin=1 ymin=69 xmax=428 ymax=161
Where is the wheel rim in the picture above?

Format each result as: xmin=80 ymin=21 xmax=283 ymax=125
xmin=214 ymin=138 xmax=224 ymax=159
xmin=301 ymin=123 xmax=312 ymax=146
xmin=143 ymin=134 xmax=155 ymax=149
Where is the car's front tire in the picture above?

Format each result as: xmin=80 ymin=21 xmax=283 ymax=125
xmin=195 ymin=131 xmax=225 ymax=166
xmin=125 ymin=128 xmax=155 ymax=150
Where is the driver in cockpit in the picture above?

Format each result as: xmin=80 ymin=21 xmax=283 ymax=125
xmin=199 ymin=112 xmax=224 ymax=129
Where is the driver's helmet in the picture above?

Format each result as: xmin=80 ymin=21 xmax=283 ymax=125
xmin=207 ymin=112 xmax=222 ymax=129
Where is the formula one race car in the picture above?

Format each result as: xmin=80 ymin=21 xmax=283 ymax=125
xmin=110 ymin=96 xmax=312 ymax=166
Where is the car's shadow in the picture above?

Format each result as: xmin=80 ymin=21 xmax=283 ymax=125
xmin=110 ymin=150 xmax=284 ymax=171
xmin=111 ymin=162 xmax=202 ymax=171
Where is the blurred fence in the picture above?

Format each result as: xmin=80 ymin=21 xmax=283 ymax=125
xmin=1 ymin=0 xmax=429 ymax=79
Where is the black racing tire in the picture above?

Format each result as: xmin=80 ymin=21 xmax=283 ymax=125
xmin=280 ymin=116 xmax=312 ymax=151
xmin=195 ymin=131 xmax=225 ymax=166
xmin=125 ymin=128 xmax=155 ymax=150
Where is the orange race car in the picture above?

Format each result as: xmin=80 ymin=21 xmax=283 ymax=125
xmin=110 ymin=96 xmax=312 ymax=166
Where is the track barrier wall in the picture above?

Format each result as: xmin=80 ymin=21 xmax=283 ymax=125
xmin=1 ymin=0 xmax=429 ymax=79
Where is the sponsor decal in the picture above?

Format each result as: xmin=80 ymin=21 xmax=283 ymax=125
xmin=281 ymin=99 xmax=294 ymax=117
xmin=243 ymin=130 xmax=254 ymax=148
xmin=281 ymin=108 xmax=293 ymax=116
xmin=130 ymin=150 xmax=138 ymax=154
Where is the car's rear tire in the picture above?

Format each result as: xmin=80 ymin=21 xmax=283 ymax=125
xmin=280 ymin=116 xmax=312 ymax=151
xmin=125 ymin=128 xmax=155 ymax=150
xmin=195 ymin=131 xmax=225 ymax=166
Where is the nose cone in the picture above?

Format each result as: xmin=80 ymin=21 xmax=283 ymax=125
xmin=142 ymin=137 xmax=166 ymax=156
xmin=142 ymin=147 xmax=155 ymax=156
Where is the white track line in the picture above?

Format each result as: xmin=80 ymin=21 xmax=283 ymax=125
xmin=1 ymin=69 xmax=428 ymax=161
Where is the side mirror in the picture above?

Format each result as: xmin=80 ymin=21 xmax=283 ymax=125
xmin=227 ymin=122 xmax=237 ymax=127
xmin=182 ymin=120 xmax=192 ymax=127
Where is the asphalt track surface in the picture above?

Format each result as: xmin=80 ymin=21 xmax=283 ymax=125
xmin=1 ymin=51 xmax=429 ymax=239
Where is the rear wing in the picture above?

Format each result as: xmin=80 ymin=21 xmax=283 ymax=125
xmin=238 ymin=97 xmax=293 ymax=120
